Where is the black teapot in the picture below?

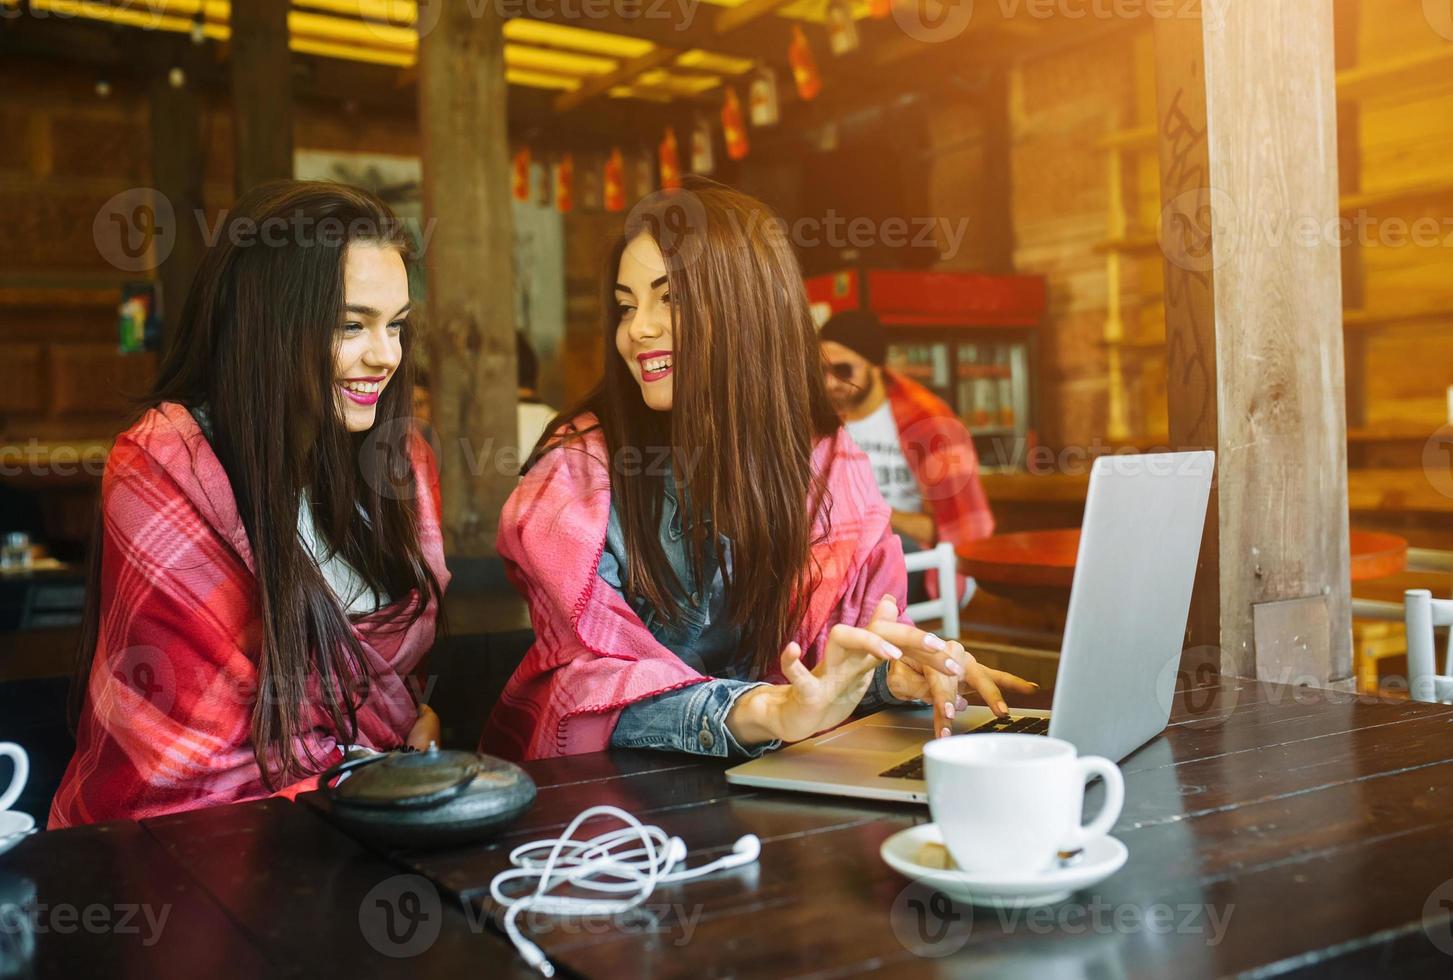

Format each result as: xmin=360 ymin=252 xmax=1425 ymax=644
xmin=321 ymin=744 xmax=536 ymax=849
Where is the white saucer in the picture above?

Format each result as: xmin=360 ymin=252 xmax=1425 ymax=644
xmin=880 ymin=823 xmax=1127 ymax=908
xmin=0 ymin=810 xmax=36 ymax=857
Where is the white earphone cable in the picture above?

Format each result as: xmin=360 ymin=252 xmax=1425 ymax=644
xmin=489 ymin=805 xmax=761 ymax=977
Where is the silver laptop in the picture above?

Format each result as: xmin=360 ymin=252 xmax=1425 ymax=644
xmin=726 ymin=450 xmax=1215 ymax=804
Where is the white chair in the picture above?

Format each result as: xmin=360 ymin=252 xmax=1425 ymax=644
xmin=903 ymin=542 xmax=959 ymax=640
xmin=1404 ymin=589 xmax=1453 ymax=703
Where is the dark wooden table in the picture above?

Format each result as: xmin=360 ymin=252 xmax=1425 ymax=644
xmin=958 ymin=529 xmax=1409 ymax=598
xmin=6 ymin=678 xmax=1453 ymax=977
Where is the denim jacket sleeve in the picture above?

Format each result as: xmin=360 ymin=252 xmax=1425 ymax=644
xmin=611 ymin=679 xmax=783 ymax=759
xmin=855 ymin=661 xmax=921 ymax=714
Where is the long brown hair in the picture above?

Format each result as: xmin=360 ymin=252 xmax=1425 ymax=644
xmin=532 ymin=177 xmax=841 ymax=677
xmin=74 ymin=180 xmax=444 ymax=787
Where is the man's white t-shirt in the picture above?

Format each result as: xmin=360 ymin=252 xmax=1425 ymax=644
xmin=845 ymin=401 xmax=922 ymax=514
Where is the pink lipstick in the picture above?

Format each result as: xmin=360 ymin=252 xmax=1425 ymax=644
xmin=636 ymin=349 xmax=673 ymax=383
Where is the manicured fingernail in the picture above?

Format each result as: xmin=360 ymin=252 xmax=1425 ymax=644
xmin=996 ymin=701 xmax=1009 ymax=715
xmin=880 ymin=641 xmax=903 ymax=660
xmin=940 ymin=727 xmax=951 ymax=739
xmin=956 ymin=696 xmax=969 ymax=711
xmin=923 ymin=633 xmax=946 ymax=652
xmin=946 ymin=659 xmax=964 ymax=675
xmin=944 ymin=701 xmax=955 ymax=720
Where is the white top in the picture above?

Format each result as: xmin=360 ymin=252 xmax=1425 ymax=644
xmin=518 ymin=401 xmax=556 ymax=458
xmin=844 ymin=400 xmax=922 ymax=514
xmin=297 ymin=491 xmax=387 ymax=616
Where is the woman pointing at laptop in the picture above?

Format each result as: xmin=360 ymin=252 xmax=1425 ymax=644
xmin=482 ymin=179 xmax=1034 ymax=762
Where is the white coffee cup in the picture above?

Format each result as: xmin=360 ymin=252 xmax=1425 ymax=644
xmin=0 ymin=742 xmax=29 ymax=812
xmin=923 ymin=734 xmax=1124 ymax=876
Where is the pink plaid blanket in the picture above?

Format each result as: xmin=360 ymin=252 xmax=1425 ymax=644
xmin=480 ymin=416 xmax=910 ymax=760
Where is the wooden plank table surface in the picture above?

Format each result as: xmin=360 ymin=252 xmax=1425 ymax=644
xmin=6 ymin=678 xmax=1453 ymax=977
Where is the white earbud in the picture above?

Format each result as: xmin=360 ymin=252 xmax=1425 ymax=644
xmin=490 ymin=806 xmax=762 ymax=977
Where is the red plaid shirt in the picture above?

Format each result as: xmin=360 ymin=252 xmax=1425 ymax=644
xmin=883 ymin=371 xmax=995 ymax=592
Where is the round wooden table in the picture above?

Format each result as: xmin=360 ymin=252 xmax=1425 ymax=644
xmin=957 ymin=528 xmax=1408 ymax=597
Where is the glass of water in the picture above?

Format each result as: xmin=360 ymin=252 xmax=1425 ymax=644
xmin=1 ymin=532 xmax=31 ymax=572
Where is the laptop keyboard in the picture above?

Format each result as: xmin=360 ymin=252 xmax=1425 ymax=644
xmin=878 ymin=715 xmax=1051 ymax=780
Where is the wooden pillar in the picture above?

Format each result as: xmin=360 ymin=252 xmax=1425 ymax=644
xmin=229 ymin=0 xmax=293 ymax=195
xmin=1152 ymin=0 xmax=1353 ymax=685
xmin=149 ymin=72 xmax=205 ymax=352
xmin=980 ymin=66 xmax=1015 ymax=276
xmin=418 ymin=0 xmax=518 ymax=557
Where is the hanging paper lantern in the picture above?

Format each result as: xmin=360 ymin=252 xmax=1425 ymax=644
xmin=868 ymin=0 xmax=892 ymax=18
xmin=553 ymin=153 xmax=574 ymax=214
xmin=632 ymin=149 xmax=655 ymax=202
xmin=511 ymin=147 xmax=531 ymax=202
xmin=826 ymin=1 xmax=860 ymax=56
xmin=690 ymin=117 xmax=715 ymax=174
xmin=789 ymin=25 xmax=822 ymax=101
xmin=659 ymin=127 xmax=682 ymax=188
xmin=721 ymin=88 xmax=750 ymax=161
xmin=579 ymin=153 xmax=603 ymax=211
xmin=604 ymin=148 xmax=626 ymax=212
xmin=748 ymin=66 xmax=780 ymax=128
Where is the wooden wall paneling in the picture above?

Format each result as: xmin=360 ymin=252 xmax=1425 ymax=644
xmin=1153 ymin=0 xmax=1353 ymax=684
xmin=48 ymin=345 xmax=156 ymax=416
xmin=149 ymin=73 xmax=206 ymax=354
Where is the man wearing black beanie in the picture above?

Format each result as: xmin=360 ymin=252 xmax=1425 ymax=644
xmin=820 ymin=310 xmax=995 ymax=606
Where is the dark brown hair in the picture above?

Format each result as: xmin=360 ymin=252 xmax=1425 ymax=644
xmin=74 ymin=179 xmax=444 ymax=787
xmin=530 ymin=177 xmax=841 ymax=677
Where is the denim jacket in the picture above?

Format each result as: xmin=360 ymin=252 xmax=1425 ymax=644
xmin=602 ymin=478 xmax=906 ymax=759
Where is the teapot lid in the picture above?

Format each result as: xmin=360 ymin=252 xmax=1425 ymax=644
xmin=329 ymin=744 xmax=484 ymax=809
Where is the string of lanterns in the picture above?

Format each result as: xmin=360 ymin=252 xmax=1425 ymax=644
xmin=510 ymin=1 xmax=882 ymax=214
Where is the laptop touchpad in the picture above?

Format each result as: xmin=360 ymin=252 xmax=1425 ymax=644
xmin=816 ymin=726 xmax=925 ymax=754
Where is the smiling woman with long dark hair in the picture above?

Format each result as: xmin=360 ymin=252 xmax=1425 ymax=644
xmin=50 ymin=180 xmax=449 ymax=827
xmin=482 ymin=179 xmax=1032 ymax=762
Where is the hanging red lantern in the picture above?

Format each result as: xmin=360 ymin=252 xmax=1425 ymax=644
xmin=789 ymin=25 xmax=822 ymax=101
xmin=604 ymin=147 xmax=626 ymax=212
xmin=659 ymin=127 xmax=682 ymax=189
xmin=748 ymin=66 xmax=780 ymax=127
xmin=722 ymin=88 xmax=750 ymax=161
xmin=553 ymin=153 xmax=574 ymax=214
xmin=511 ymin=147 xmax=531 ymax=202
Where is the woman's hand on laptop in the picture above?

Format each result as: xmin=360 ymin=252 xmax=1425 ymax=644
xmin=727 ymin=625 xmax=901 ymax=745
xmin=865 ymin=595 xmax=1038 ymax=739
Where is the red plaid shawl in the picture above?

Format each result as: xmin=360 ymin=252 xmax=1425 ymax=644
xmin=49 ymin=403 xmax=449 ymax=828
xmin=480 ymin=416 xmax=911 ymax=761
xmin=883 ymin=370 xmax=995 ymax=597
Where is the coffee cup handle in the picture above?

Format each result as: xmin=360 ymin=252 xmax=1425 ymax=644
xmin=1063 ymin=755 xmax=1123 ymax=850
xmin=0 ymin=743 xmax=28 ymax=812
